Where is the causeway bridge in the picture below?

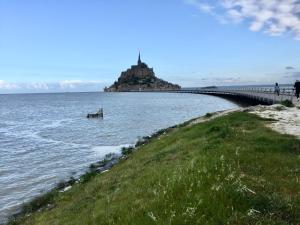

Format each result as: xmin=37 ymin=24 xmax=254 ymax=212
xmin=175 ymin=86 xmax=299 ymax=106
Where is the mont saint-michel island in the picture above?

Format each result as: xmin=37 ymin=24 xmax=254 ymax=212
xmin=2 ymin=1 xmax=300 ymax=225
xmin=104 ymin=53 xmax=180 ymax=92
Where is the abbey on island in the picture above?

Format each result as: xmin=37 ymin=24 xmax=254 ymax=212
xmin=104 ymin=53 xmax=181 ymax=92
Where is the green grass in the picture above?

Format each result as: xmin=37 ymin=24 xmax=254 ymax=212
xmin=281 ymin=100 xmax=294 ymax=107
xmin=275 ymin=105 xmax=285 ymax=111
xmin=9 ymin=112 xmax=300 ymax=225
xmin=205 ymin=112 xmax=214 ymax=118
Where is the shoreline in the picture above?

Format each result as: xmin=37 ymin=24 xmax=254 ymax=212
xmin=5 ymin=107 xmax=241 ymax=224
xmin=0 ymin=92 xmax=239 ymax=224
xmin=6 ymin=103 xmax=300 ymax=224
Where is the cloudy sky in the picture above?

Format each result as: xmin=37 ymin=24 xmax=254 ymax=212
xmin=0 ymin=0 xmax=300 ymax=93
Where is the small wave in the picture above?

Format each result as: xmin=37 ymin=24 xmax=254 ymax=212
xmin=0 ymin=127 xmax=91 ymax=150
xmin=42 ymin=119 xmax=72 ymax=129
xmin=0 ymin=122 xmax=8 ymax=128
xmin=0 ymin=122 xmax=10 ymax=134
xmin=0 ymin=120 xmax=18 ymax=126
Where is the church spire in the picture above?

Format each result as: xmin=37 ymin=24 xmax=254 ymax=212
xmin=138 ymin=51 xmax=142 ymax=65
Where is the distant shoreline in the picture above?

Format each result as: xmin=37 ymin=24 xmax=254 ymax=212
xmin=0 ymin=83 xmax=295 ymax=95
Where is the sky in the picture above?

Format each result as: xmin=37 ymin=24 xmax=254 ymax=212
xmin=0 ymin=0 xmax=300 ymax=93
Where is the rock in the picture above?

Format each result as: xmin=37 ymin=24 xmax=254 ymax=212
xmin=243 ymin=106 xmax=256 ymax=112
xmin=59 ymin=186 xmax=72 ymax=193
xmin=104 ymin=53 xmax=180 ymax=92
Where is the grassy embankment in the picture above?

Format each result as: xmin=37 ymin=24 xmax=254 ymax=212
xmin=10 ymin=112 xmax=300 ymax=225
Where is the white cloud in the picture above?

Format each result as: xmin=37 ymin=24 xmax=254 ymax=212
xmin=59 ymin=80 xmax=104 ymax=89
xmin=0 ymin=80 xmax=19 ymax=89
xmin=28 ymin=82 xmax=49 ymax=90
xmin=184 ymin=0 xmax=215 ymax=13
xmin=185 ymin=0 xmax=300 ymax=40
xmin=0 ymin=80 xmax=106 ymax=93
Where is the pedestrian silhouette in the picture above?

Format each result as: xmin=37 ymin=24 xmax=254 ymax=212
xmin=274 ymin=83 xmax=280 ymax=96
xmin=294 ymin=80 xmax=300 ymax=101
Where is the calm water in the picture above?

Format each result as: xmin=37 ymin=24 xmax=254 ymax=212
xmin=0 ymin=92 xmax=237 ymax=223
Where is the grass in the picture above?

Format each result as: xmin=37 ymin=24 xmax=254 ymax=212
xmin=281 ymin=100 xmax=295 ymax=107
xmin=275 ymin=105 xmax=285 ymax=111
xmin=205 ymin=112 xmax=214 ymax=118
xmin=121 ymin=146 xmax=134 ymax=156
xmin=9 ymin=112 xmax=300 ymax=225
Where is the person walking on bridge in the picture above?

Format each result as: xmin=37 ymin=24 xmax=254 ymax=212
xmin=294 ymin=80 xmax=300 ymax=101
xmin=274 ymin=83 xmax=280 ymax=96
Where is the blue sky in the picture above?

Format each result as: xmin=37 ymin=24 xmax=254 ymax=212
xmin=0 ymin=0 xmax=300 ymax=93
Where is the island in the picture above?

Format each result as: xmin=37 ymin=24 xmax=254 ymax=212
xmin=104 ymin=53 xmax=181 ymax=92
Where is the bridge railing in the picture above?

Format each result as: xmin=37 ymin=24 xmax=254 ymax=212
xmin=179 ymin=85 xmax=297 ymax=104
xmin=201 ymin=86 xmax=295 ymax=96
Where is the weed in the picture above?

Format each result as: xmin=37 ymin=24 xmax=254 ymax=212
xmin=205 ymin=112 xmax=214 ymax=118
xmin=275 ymin=105 xmax=285 ymax=111
xmin=121 ymin=146 xmax=134 ymax=156
xmin=281 ymin=100 xmax=294 ymax=107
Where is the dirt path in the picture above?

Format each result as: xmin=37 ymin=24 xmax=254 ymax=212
xmin=191 ymin=104 xmax=300 ymax=139
xmin=248 ymin=105 xmax=300 ymax=139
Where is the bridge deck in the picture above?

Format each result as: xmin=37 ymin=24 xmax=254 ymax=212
xmin=231 ymin=90 xmax=299 ymax=106
xmin=178 ymin=87 xmax=300 ymax=107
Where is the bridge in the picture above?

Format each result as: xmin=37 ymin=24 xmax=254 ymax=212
xmin=176 ymin=86 xmax=299 ymax=106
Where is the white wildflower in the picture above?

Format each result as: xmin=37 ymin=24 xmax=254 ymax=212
xmin=220 ymin=155 xmax=225 ymax=161
xmin=211 ymin=184 xmax=222 ymax=191
xmin=185 ymin=207 xmax=196 ymax=217
xmin=153 ymin=189 xmax=158 ymax=196
xmin=247 ymin=208 xmax=261 ymax=217
xmin=226 ymin=172 xmax=235 ymax=181
xmin=147 ymin=212 xmax=157 ymax=221
xmin=242 ymin=185 xmax=256 ymax=194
